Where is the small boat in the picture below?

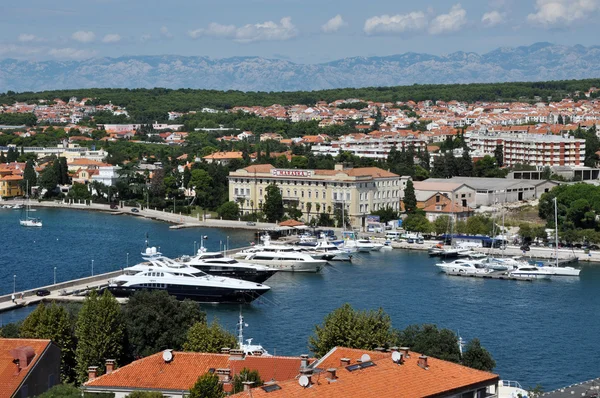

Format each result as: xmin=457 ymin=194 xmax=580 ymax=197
xmin=311 ymin=236 xmax=352 ymax=261
xmin=20 ymin=185 xmax=42 ymax=227
xmin=381 ymin=241 xmax=394 ymax=251
xmin=12 ymin=204 xmax=23 ymax=210
xmin=436 ymin=259 xmax=489 ymax=274
xmin=508 ymin=265 xmax=553 ymax=280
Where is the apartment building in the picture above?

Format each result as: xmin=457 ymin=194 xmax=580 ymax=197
xmin=311 ymin=135 xmax=427 ymax=160
xmin=466 ymin=133 xmax=586 ymax=167
xmin=228 ymin=164 xmax=400 ymax=228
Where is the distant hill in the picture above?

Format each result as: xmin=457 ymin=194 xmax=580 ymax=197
xmin=2 ymin=43 xmax=600 ymax=92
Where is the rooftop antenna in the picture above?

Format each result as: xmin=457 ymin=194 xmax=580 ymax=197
xmin=457 ymin=331 xmax=465 ymax=356
xmin=237 ymin=306 xmax=248 ymax=349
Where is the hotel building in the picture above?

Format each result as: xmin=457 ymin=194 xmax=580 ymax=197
xmin=228 ymin=164 xmax=400 ymax=228
xmin=466 ymin=133 xmax=586 ymax=167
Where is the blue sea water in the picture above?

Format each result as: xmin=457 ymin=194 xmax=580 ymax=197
xmin=1 ymin=208 xmax=599 ymax=390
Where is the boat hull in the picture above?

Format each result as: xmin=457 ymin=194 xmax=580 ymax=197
xmin=108 ymin=285 xmax=269 ymax=303
xmin=189 ymin=266 xmax=277 ymax=283
xmin=242 ymin=259 xmax=324 ymax=272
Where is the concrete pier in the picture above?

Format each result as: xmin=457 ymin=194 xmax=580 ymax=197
xmin=0 ymin=270 xmax=125 ymax=313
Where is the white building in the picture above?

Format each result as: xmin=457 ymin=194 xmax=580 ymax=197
xmin=92 ymin=166 xmax=121 ymax=186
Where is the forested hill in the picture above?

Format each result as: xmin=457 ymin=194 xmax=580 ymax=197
xmin=2 ymin=79 xmax=600 ymax=116
xmin=2 ymin=43 xmax=600 ymax=93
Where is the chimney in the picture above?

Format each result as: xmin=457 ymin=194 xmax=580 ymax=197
xmin=221 ymin=347 xmax=231 ymax=354
xmin=418 ymin=355 xmax=429 ymax=369
xmin=300 ymin=354 xmax=309 ymax=369
xmin=229 ymin=349 xmax=244 ymax=361
xmin=10 ymin=346 xmax=36 ymax=373
xmin=400 ymin=347 xmax=410 ymax=359
xmin=88 ymin=366 xmax=99 ymax=381
xmin=340 ymin=357 xmax=351 ymax=367
xmin=390 ymin=346 xmax=399 ymax=352
xmin=242 ymin=381 xmax=255 ymax=392
xmin=326 ymin=368 xmax=337 ymax=380
xmin=105 ymin=359 xmax=115 ymax=375
xmin=216 ymin=368 xmax=231 ymax=383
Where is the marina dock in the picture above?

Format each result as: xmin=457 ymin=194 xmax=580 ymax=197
xmin=0 ymin=271 xmax=126 ymax=314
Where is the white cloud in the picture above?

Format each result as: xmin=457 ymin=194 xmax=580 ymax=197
xmin=48 ymin=47 xmax=96 ymax=59
xmin=322 ymin=15 xmax=346 ymax=33
xmin=189 ymin=17 xmax=297 ymax=42
xmin=71 ymin=30 xmax=96 ymax=43
xmin=0 ymin=44 xmax=44 ymax=57
xmin=17 ymin=34 xmax=37 ymax=42
xmin=102 ymin=34 xmax=121 ymax=43
xmin=160 ymin=26 xmax=173 ymax=38
xmin=527 ymin=0 xmax=599 ymax=27
xmin=481 ymin=10 xmax=506 ymax=27
xmin=429 ymin=4 xmax=467 ymax=34
xmin=364 ymin=11 xmax=428 ymax=35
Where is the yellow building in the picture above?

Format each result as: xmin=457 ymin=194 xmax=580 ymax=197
xmin=228 ymin=164 xmax=400 ymax=228
xmin=0 ymin=174 xmax=24 ymax=198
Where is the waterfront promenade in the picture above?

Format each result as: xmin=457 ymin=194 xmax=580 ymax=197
xmin=0 ymin=270 xmax=126 ymax=313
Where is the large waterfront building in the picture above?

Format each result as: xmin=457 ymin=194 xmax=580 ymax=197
xmin=311 ymin=133 xmax=427 ymax=160
xmin=228 ymin=164 xmax=400 ymax=228
xmin=0 ymin=144 xmax=108 ymax=163
xmin=466 ymin=132 xmax=586 ymax=167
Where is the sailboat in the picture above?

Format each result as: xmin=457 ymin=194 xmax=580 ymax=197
xmin=539 ymin=197 xmax=580 ymax=277
xmin=19 ymin=181 xmax=42 ymax=227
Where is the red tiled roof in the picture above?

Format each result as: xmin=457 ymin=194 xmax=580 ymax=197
xmin=279 ymin=219 xmax=305 ymax=227
xmin=0 ymin=339 xmax=52 ymax=397
xmin=85 ymin=352 xmax=306 ymax=391
xmin=232 ymin=347 xmax=498 ymax=398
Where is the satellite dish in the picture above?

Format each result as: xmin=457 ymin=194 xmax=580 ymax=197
xmin=391 ymin=351 xmax=402 ymax=363
xmin=162 ymin=350 xmax=173 ymax=362
xmin=298 ymin=375 xmax=310 ymax=388
xmin=360 ymin=354 xmax=371 ymax=363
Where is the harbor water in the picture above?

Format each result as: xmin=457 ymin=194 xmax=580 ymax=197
xmin=1 ymin=208 xmax=599 ymax=390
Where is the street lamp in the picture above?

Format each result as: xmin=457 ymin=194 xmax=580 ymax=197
xmin=194 ymin=241 xmax=197 ymax=255
xmin=91 ymin=259 xmax=94 ymax=276
xmin=13 ymin=275 xmax=16 ymax=294
xmin=126 ymin=253 xmax=129 ymax=267
xmin=54 ymin=267 xmax=57 ymax=285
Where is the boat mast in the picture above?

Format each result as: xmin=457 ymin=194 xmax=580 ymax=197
xmin=237 ymin=309 xmax=244 ymax=349
xmin=554 ymin=197 xmax=559 ymax=267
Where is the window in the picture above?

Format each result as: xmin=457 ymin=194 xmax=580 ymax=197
xmin=436 ymin=195 xmax=440 ymax=203
xmin=301 ymin=191 xmax=304 ymax=198
xmin=259 ymin=188 xmax=263 ymax=196
xmin=346 ymin=193 xmax=350 ymax=200
xmin=234 ymin=188 xmax=239 ymax=195
xmin=308 ymin=191 xmax=312 ymax=198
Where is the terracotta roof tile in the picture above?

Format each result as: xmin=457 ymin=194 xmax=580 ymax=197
xmin=0 ymin=338 xmax=52 ymax=397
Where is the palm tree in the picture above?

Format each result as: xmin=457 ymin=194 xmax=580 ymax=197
xmin=306 ymin=202 xmax=312 ymax=223
xmin=315 ymin=203 xmax=321 ymax=214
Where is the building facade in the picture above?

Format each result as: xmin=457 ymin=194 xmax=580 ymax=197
xmin=91 ymin=166 xmax=121 ymax=187
xmin=228 ymin=164 xmax=400 ymax=228
xmin=466 ymin=133 xmax=586 ymax=167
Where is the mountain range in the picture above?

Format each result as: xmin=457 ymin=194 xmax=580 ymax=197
xmin=2 ymin=42 xmax=600 ymax=93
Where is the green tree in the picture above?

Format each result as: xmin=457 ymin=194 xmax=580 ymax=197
xmin=183 ymin=319 xmax=237 ymax=353
xmin=36 ymin=384 xmax=82 ymax=398
xmin=285 ymin=202 xmax=303 ymax=220
xmin=38 ymin=164 xmax=58 ymax=195
xmin=126 ymin=392 xmax=165 ymax=398
xmin=20 ymin=303 xmax=77 ymax=383
xmin=188 ymin=373 xmax=225 ymax=398
xmin=262 ymin=183 xmax=284 ymax=223
xmin=403 ymin=179 xmax=417 ymax=213
xmin=493 ymin=144 xmax=504 ymax=168
xmin=123 ymin=291 xmax=206 ymax=359
xmin=68 ymin=182 xmax=92 ymax=200
xmin=397 ymin=324 xmax=461 ymax=363
xmin=217 ymin=201 xmax=240 ymax=220
xmin=474 ymin=156 xmax=506 ymax=178
xmin=0 ymin=322 xmax=21 ymax=337
xmin=183 ymin=167 xmax=192 ymax=189
xmin=461 ymin=338 xmax=496 ymax=371
xmin=403 ymin=213 xmax=431 ymax=233
xmin=371 ymin=206 xmax=399 ymax=223
xmin=309 ymin=303 xmax=396 ymax=358
xmin=189 ymin=169 xmax=213 ymax=208
xmin=75 ymin=290 xmax=125 ymax=384
xmin=232 ymin=368 xmax=264 ymax=394
xmin=21 ymin=159 xmax=37 ymax=195
xmin=0 ymin=151 xmax=6 ymax=163
xmin=433 ymin=215 xmax=452 ymax=236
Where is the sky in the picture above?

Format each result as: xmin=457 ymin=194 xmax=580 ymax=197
xmin=0 ymin=0 xmax=598 ymax=63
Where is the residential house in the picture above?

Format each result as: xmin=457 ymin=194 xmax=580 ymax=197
xmin=83 ymin=349 xmax=308 ymax=397
xmin=260 ymin=133 xmax=284 ymax=142
xmin=0 ymin=338 xmax=61 ymax=398
xmin=203 ymin=151 xmax=245 ymax=166
xmin=232 ymin=346 xmax=499 ymax=398
xmin=411 ymin=181 xmax=477 ymax=213
xmin=92 ymin=166 xmax=121 ymax=187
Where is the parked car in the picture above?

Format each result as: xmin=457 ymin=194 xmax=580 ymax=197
xmin=246 ymin=221 xmax=256 ymax=226
xmin=36 ymin=289 xmax=50 ymax=297
xmin=131 ymin=208 xmax=140 ymax=213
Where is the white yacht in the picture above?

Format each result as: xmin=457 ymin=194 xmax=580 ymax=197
xmin=508 ymin=264 xmax=553 ymax=280
xmin=357 ymin=238 xmax=384 ymax=251
xmin=238 ymin=250 xmax=326 ymax=272
xmin=341 ymin=232 xmax=373 ymax=252
xmin=19 ymin=188 xmax=42 ymax=227
xmin=311 ymin=237 xmax=352 ymax=261
xmin=435 ymin=259 xmax=489 ymax=274
xmin=178 ymin=240 xmax=278 ymax=283
xmin=109 ymin=247 xmax=271 ymax=303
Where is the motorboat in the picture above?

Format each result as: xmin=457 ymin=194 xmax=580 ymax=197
xmin=236 ymin=311 xmax=270 ymax=356
xmin=381 ymin=241 xmax=394 ymax=251
xmin=109 ymin=247 xmax=271 ymax=303
xmin=341 ymin=232 xmax=374 ymax=252
xmin=428 ymin=245 xmax=445 ymax=257
xmin=179 ymin=251 xmax=278 ymax=283
xmin=535 ymin=261 xmax=581 ymax=277
xmin=435 ymin=259 xmax=489 ymax=274
xmin=357 ymin=239 xmax=384 ymax=251
xmin=238 ymin=251 xmax=326 ymax=272
xmin=178 ymin=239 xmax=278 ymax=283
xmin=12 ymin=204 xmax=23 ymax=210
xmin=311 ymin=237 xmax=352 ymax=261
xmin=508 ymin=265 xmax=553 ymax=280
